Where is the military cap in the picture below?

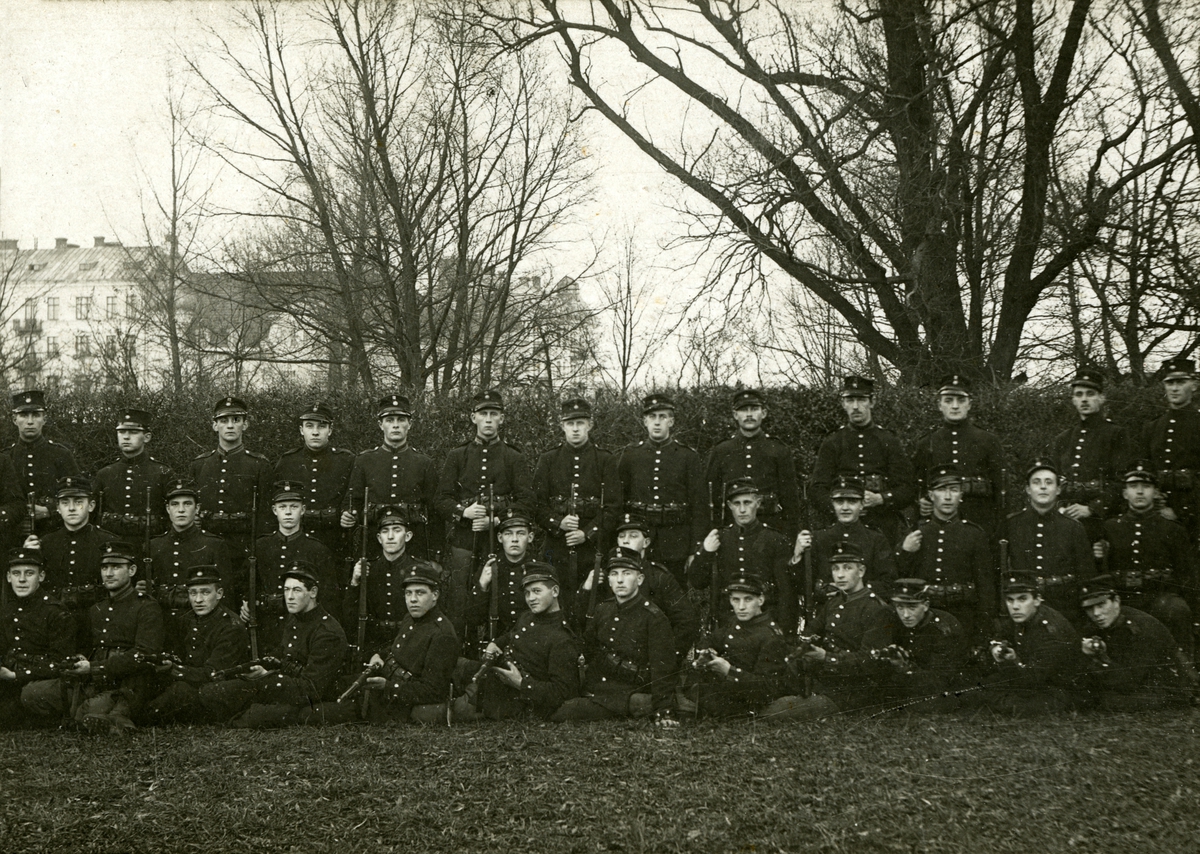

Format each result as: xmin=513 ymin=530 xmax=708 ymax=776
xmin=472 ymin=389 xmax=504 ymax=412
xmin=605 ymin=547 xmax=643 ymax=572
xmin=725 ymin=477 xmax=760 ymax=500
xmin=641 ymin=392 xmax=675 ymax=415
xmin=830 ymin=542 xmax=866 ymax=565
xmin=377 ymin=394 xmax=412 ymax=418
xmin=927 ymin=464 xmax=963 ymax=490
xmin=1001 ymin=570 xmax=1042 ymax=594
xmin=937 ymin=374 xmax=972 ymax=396
xmin=559 ymin=397 xmax=592 ymax=420
xmin=115 ymin=407 xmax=153 ymax=431
xmin=213 ymin=396 xmax=249 ymax=417
xmin=55 ymin=475 xmax=92 ymax=499
xmin=402 ymin=562 xmax=441 ymax=589
xmin=1079 ymin=574 xmax=1119 ymax=607
xmin=890 ymin=578 xmax=930 ymax=604
xmin=101 ymin=541 xmax=138 ymax=565
xmin=724 ymin=573 xmax=765 ymax=595
xmin=1122 ymin=461 xmax=1156 ymax=485
xmin=615 ymin=513 xmax=650 ymax=534
xmin=271 ymin=480 xmax=305 ymax=503
xmin=298 ymin=401 xmax=334 ymax=423
xmin=375 ymin=504 xmax=410 ymax=529
xmin=1025 ymin=458 xmax=1059 ymax=480
xmin=829 ymin=476 xmax=866 ymax=500
xmin=1070 ymin=368 xmax=1104 ymax=391
xmin=732 ymin=388 xmax=765 ymax=409
xmin=497 ymin=510 xmax=533 ymax=532
xmin=11 ymin=389 xmax=46 ymax=412
xmin=164 ymin=478 xmax=199 ymax=500
xmin=7 ymin=548 xmax=43 ymax=569
xmin=185 ymin=565 xmax=222 ymax=587
xmin=282 ymin=562 xmax=319 ymax=588
xmin=840 ymin=375 xmax=874 ymax=397
xmin=521 ymin=561 xmax=560 ymax=588
xmin=1161 ymin=357 xmax=1195 ymax=381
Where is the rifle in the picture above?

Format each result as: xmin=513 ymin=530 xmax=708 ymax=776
xmin=487 ymin=484 xmax=499 ymax=643
xmin=584 ymin=486 xmax=604 ymax=630
xmin=131 ymin=650 xmax=183 ymax=670
xmin=210 ymin=656 xmax=301 ymax=681
xmin=706 ymin=480 xmax=725 ymax=637
xmin=23 ymin=492 xmax=35 ymax=537
xmin=142 ymin=486 xmax=155 ymax=594
xmin=801 ymin=483 xmax=814 ymax=695
xmin=355 ymin=488 xmax=370 ymax=657
xmin=337 ymin=655 xmax=408 ymax=703
xmin=470 ymin=646 xmax=507 ymax=684
xmin=246 ymin=487 xmax=260 ymax=659
xmin=567 ymin=483 xmax=579 ymax=599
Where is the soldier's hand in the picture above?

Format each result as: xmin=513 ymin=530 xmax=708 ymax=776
xmin=478 ymin=559 xmax=495 ymax=591
xmin=135 ymin=579 xmax=148 ymax=595
xmin=560 ymin=514 xmax=580 ymax=532
xmin=351 ymin=559 xmax=367 ymax=586
xmin=369 ymin=653 xmax=385 ymax=668
xmin=484 ymin=642 xmax=502 ymax=657
xmin=1161 ymin=506 xmax=1179 ymax=522
xmin=901 ymin=530 xmax=923 ymax=553
xmin=493 ymin=660 xmax=522 ymax=688
xmin=340 ymin=510 xmax=357 ymax=529
xmin=1062 ymin=503 xmax=1091 ymax=520
xmin=565 ymin=530 xmax=587 ymax=547
xmin=703 ymin=529 xmax=721 ymax=553
xmin=463 ymin=502 xmax=487 ymax=521
xmin=863 ymin=491 xmax=884 ymax=509
xmin=470 ymin=514 xmax=493 ymax=532
xmin=33 ymin=504 xmax=50 ymax=521
xmin=23 ymin=535 xmax=40 ymax=550
xmin=0 ymin=666 xmax=16 ymax=682
xmin=365 ymin=676 xmax=386 ymax=689
xmin=246 ymin=665 xmax=269 ymax=680
xmin=802 ymin=646 xmax=827 ymax=662
xmin=707 ymin=655 xmax=732 ymax=677
xmin=72 ymin=658 xmax=92 ymax=676
xmin=240 ymin=601 xmax=251 ymax=622
xmin=1092 ymin=540 xmax=1107 ymax=560
xmin=917 ymin=497 xmax=934 ymax=517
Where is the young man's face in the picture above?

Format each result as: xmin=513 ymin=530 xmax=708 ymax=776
xmin=733 ymin=404 xmax=765 ymax=435
xmin=894 ymin=600 xmax=929 ymax=629
xmin=100 ymin=560 xmax=135 ymax=593
xmin=929 ymin=483 xmax=963 ymax=519
xmin=937 ymin=393 xmax=971 ymax=424
xmin=283 ymin=579 xmax=317 ymax=614
xmin=1123 ymin=481 xmax=1156 ymax=513
xmin=212 ymin=414 xmax=248 ymax=446
xmin=616 ymin=529 xmax=650 ymax=555
xmin=1164 ymin=377 xmax=1196 ymax=408
xmin=727 ymin=494 xmax=760 ymax=527
xmin=841 ymin=394 xmax=872 ymax=427
xmin=1085 ymin=595 xmax=1121 ymax=630
xmin=1005 ymin=592 xmax=1042 ymax=624
xmin=116 ymin=427 xmax=148 ymax=458
xmin=167 ymin=496 xmax=199 ymax=530
xmin=377 ymin=522 xmax=412 ymax=557
xmin=300 ymin=419 xmax=332 ymax=451
xmin=830 ymin=560 xmax=866 ymax=594
xmin=832 ymin=496 xmax=864 ymax=524
xmin=12 ymin=410 xmax=46 ymax=442
xmin=472 ymin=408 xmax=504 ymax=441
xmin=608 ymin=567 xmax=644 ymax=603
xmin=729 ymin=591 xmax=764 ymax=622
xmin=405 ymin=584 xmax=438 ymax=619
xmin=1071 ymin=387 xmax=1105 ymax=417
xmin=525 ymin=582 xmax=559 ymax=615
xmin=379 ymin=414 xmax=412 ymax=447
xmin=273 ymin=499 xmax=305 ymax=534
xmin=58 ymin=495 xmax=94 ymax=530
xmin=499 ymin=526 xmax=532 ymax=560
xmin=561 ymin=417 xmax=592 ymax=447
xmin=7 ymin=564 xmax=44 ymax=598
xmin=1026 ymin=470 xmax=1060 ymax=510
xmin=642 ymin=410 xmax=674 ymax=441
xmin=188 ymin=583 xmax=223 ymax=617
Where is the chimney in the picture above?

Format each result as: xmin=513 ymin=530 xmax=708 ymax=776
xmin=55 ymin=238 xmax=68 ymax=250
xmin=94 ymin=236 xmax=106 ymax=247
xmin=0 ymin=239 xmax=16 ymax=251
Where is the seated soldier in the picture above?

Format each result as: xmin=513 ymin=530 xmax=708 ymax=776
xmin=24 ymin=541 xmax=164 ymax=735
xmin=690 ymin=479 xmax=796 ymax=634
xmin=791 ymin=476 xmax=898 ymax=596
xmin=1100 ymin=463 xmax=1195 ymax=659
xmin=971 ymin=570 xmax=1084 ymax=716
xmin=355 ymin=563 xmax=460 ymax=725
xmin=552 ymin=550 xmax=677 ymax=725
xmin=1078 ymin=574 xmax=1193 ymax=711
xmin=143 ymin=565 xmax=250 ymax=724
xmin=761 ymin=543 xmax=895 ymax=721
xmin=682 ymin=573 xmax=789 ymax=718
xmin=580 ymin=515 xmax=699 ymax=663
xmin=468 ymin=511 xmax=537 ymax=647
xmin=453 ymin=562 xmax=581 ymax=722
xmin=0 ymin=549 xmax=74 ymax=729
xmin=202 ymin=564 xmax=348 ymax=728
xmin=863 ymin=578 xmax=971 ymax=714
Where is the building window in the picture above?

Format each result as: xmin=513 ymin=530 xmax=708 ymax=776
xmin=75 ymin=296 xmax=91 ymax=320
xmin=126 ymin=292 xmax=137 ymax=316
xmin=106 ymin=296 xmax=118 ymax=319
xmin=105 ymin=335 xmax=117 ymax=357
xmin=46 ymin=338 xmax=59 ymax=357
xmin=22 ymin=298 xmax=36 ymax=321
xmin=75 ymin=335 xmax=89 ymax=357
xmin=124 ymin=336 xmax=137 ymax=361
xmin=46 ymin=297 xmax=59 ymax=320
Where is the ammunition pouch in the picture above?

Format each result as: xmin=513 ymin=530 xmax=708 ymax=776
xmin=1061 ymin=479 xmax=1105 ymax=503
xmin=626 ymin=502 xmax=688 ymax=526
xmin=1115 ymin=567 xmax=1173 ymax=591
xmin=54 ymin=585 xmax=102 ymax=611
xmin=959 ymin=478 xmax=993 ymax=498
xmin=923 ymin=582 xmax=977 ymax=607
xmin=862 ymin=474 xmax=887 ymax=493
xmin=1158 ymin=470 xmax=1195 ymax=491
xmin=202 ymin=511 xmax=251 ymax=535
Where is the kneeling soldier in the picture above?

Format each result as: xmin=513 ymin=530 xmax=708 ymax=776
xmin=454 ymin=562 xmax=580 ymax=721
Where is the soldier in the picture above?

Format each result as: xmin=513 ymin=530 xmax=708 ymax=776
xmin=997 ymin=460 xmax=1094 ymax=626
xmin=468 ymin=511 xmax=538 ymax=644
xmin=1077 ymin=574 xmax=1192 ymax=711
xmin=93 ymin=407 xmax=173 ymax=545
xmin=532 ymin=397 xmax=611 ymax=622
xmin=580 ymin=517 xmax=700 ymax=662
xmin=453 ymin=563 xmax=581 ymax=722
xmin=1140 ymin=357 xmax=1200 ymax=540
xmin=188 ymin=395 xmax=272 ymax=577
xmin=684 ymin=573 xmax=790 ymax=718
xmin=274 ymin=401 xmax=354 ymax=563
xmin=0 ymin=549 xmax=74 ymax=729
xmin=1049 ymin=368 xmax=1130 ymax=544
xmin=896 ymin=465 xmax=995 ymax=643
xmin=344 ymin=506 xmax=431 ymax=658
xmin=352 ymin=564 xmax=459 ymax=725
xmin=610 ymin=392 xmax=707 ymax=586
xmin=7 ymin=389 xmax=80 ymax=537
xmin=705 ymin=389 xmax=801 ymax=539
xmin=972 ymin=570 xmax=1083 ymax=716
xmin=552 ymin=550 xmax=677 ymax=725
xmin=910 ymin=374 xmax=1005 ymax=535
xmin=340 ymin=394 xmax=439 ymax=560
xmin=761 ymin=543 xmax=895 ymax=721
xmin=143 ymin=564 xmax=250 ymax=724
xmin=24 ymin=541 xmax=165 ymax=735
xmin=791 ymin=476 xmax=898 ymax=594
xmin=809 ymin=375 xmax=916 ymax=546
xmin=690 ymin=478 xmax=796 ymax=634
xmin=436 ymin=390 xmax=532 ymax=634
xmin=1099 ymin=463 xmax=1195 ymax=658
xmin=203 ymin=565 xmax=348 ymax=728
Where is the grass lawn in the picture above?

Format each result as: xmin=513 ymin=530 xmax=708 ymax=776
xmin=2 ymin=709 xmax=1198 ymax=853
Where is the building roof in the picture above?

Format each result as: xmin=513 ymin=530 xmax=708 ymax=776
xmin=1 ymin=242 xmax=152 ymax=284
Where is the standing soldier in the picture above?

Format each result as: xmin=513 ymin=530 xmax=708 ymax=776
xmin=610 ymin=392 xmax=707 ymax=586
xmin=532 ymin=397 xmax=611 ymax=622
xmin=189 ymin=396 xmax=272 ymax=583
xmin=910 ymin=375 xmax=1005 ymax=535
xmin=345 ymin=506 xmax=430 ymax=658
xmin=791 ymin=476 xmax=898 ymax=594
xmin=810 ymin=376 xmax=916 ymax=546
xmin=275 ymin=402 xmax=354 ymax=565
xmin=705 ymin=389 xmax=801 ymax=540
xmin=1140 ymin=357 xmax=1200 ymax=541
xmin=1050 ymin=368 xmax=1130 ymax=544
xmin=93 ymin=407 xmax=173 ymax=547
xmin=7 ymin=389 xmax=80 ymax=537
xmin=436 ymin=390 xmax=533 ymax=634
xmin=340 ymin=394 xmax=440 ymax=560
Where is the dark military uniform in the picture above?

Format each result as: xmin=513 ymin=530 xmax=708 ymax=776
xmin=583 ymin=556 xmax=700 ymax=662
xmin=810 ymin=424 xmax=916 ymax=545
xmin=1050 ymin=413 xmax=1130 ymax=541
xmin=275 ymin=443 xmax=355 ymax=559
xmin=0 ymin=590 xmax=74 ymax=728
xmin=342 ymin=551 xmax=426 ymax=656
xmin=40 ymin=522 xmax=117 ymax=650
xmin=344 ymin=443 xmax=439 ymax=559
xmin=467 ymin=555 xmax=532 ymax=643
xmin=94 ymin=452 xmax=174 ymax=543
xmin=0 ymin=456 xmax=28 ymax=547
xmin=863 ymin=607 xmax=971 ymax=712
xmin=6 ymin=436 xmax=80 ymax=536
xmin=998 ymin=507 xmax=1094 ymax=624
xmin=976 ymin=604 xmax=1082 ymax=715
xmin=693 ymin=612 xmax=789 ymax=717
xmin=1140 ymin=406 xmax=1200 ymax=540
xmin=911 ymin=422 xmax=1005 ymax=534
xmin=475 ymin=609 xmax=582 ymax=720
xmin=188 ymin=445 xmax=272 ymax=560
xmin=145 ymin=604 xmax=250 ymax=723
xmin=706 ymin=432 xmax=801 ymax=537
xmin=808 ymin=521 xmax=898 ymax=592
xmin=690 ymin=520 xmax=796 ymax=633
xmin=897 ymin=514 xmax=995 ymax=641
xmin=149 ymin=524 xmax=235 ymax=620
xmin=365 ymin=606 xmax=459 ymax=723
xmin=1081 ymin=606 xmax=1191 ymax=710
xmin=251 ymin=531 xmax=342 ymax=645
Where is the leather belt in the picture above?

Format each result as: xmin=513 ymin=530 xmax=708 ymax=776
xmin=1158 ymin=470 xmax=1194 ymax=491
xmin=924 ymin=582 xmax=977 ymax=605
xmin=626 ymin=502 xmax=688 ymax=526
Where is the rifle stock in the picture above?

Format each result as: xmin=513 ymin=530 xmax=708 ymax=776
xmin=487 ymin=485 xmax=499 ymax=642
xmin=246 ymin=487 xmax=260 ymax=659
xmin=356 ymin=488 xmax=370 ymax=656
xmin=142 ymin=486 xmax=155 ymax=593
xmin=585 ymin=486 xmax=604 ymax=629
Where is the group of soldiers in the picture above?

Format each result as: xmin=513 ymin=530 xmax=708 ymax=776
xmin=1 ymin=358 xmax=1198 ymax=734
